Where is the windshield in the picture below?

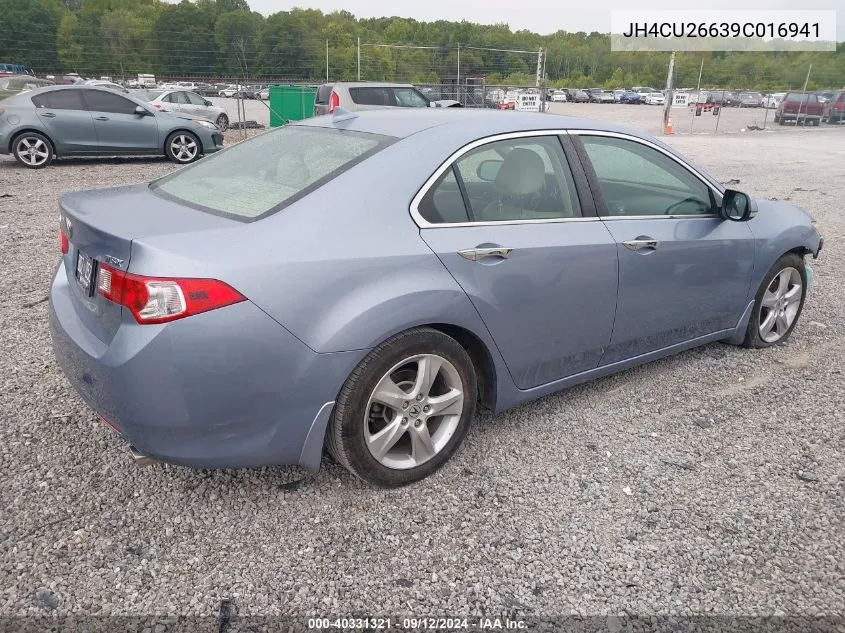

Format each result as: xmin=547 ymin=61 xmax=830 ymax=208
xmin=151 ymin=125 xmax=395 ymax=221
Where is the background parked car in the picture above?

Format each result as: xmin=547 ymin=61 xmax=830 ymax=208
xmin=0 ymin=75 xmax=53 ymax=99
xmin=619 ymin=90 xmax=642 ymax=104
xmin=709 ymin=91 xmax=737 ymax=107
xmin=83 ymin=80 xmax=130 ymax=93
xmin=550 ymin=90 xmax=567 ymax=102
xmin=218 ymin=84 xmax=240 ymax=98
xmin=644 ymin=91 xmax=665 ymax=105
xmin=145 ymin=89 xmax=229 ymax=131
xmin=821 ymin=90 xmax=845 ymax=123
xmin=0 ymin=85 xmax=224 ymax=168
xmin=568 ymin=89 xmax=590 ymax=103
xmin=763 ymin=92 xmax=785 ymax=109
xmin=737 ymin=92 xmax=764 ymax=107
xmin=775 ymin=91 xmax=824 ymax=126
xmin=312 ymin=82 xmax=460 ymax=116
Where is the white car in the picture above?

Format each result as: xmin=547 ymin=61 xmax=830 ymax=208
xmin=763 ymin=92 xmax=786 ymax=109
xmin=144 ymin=89 xmax=230 ymax=131
xmin=551 ymin=91 xmax=567 ymax=102
xmin=259 ymin=87 xmax=270 ymax=100
xmin=644 ymin=92 xmax=666 ymax=105
xmin=613 ymin=89 xmax=626 ymax=102
xmin=218 ymin=85 xmax=240 ymax=98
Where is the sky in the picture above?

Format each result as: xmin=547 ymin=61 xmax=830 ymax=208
xmin=223 ymin=0 xmax=845 ymax=40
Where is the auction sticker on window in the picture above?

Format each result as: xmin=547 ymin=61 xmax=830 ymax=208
xmin=610 ymin=10 xmax=836 ymax=51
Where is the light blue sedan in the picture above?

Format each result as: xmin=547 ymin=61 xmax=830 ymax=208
xmin=0 ymin=85 xmax=224 ymax=168
xmin=49 ymin=109 xmax=823 ymax=487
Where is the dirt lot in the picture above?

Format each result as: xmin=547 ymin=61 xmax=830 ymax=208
xmin=0 ymin=112 xmax=843 ymax=625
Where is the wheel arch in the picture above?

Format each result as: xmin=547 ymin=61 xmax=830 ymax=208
xmin=9 ymin=128 xmax=55 ymax=154
xmin=425 ymin=323 xmax=497 ymax=412
xmin=164 ymin=128 xmax=204 ymax=155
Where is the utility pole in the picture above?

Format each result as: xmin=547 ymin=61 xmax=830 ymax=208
xmin=357 ymin=37 xmax=361 ymax=81
xmin=456 ymin=43 xmax=461 ymax=104
xmin=663 ymin=51 xmax=676 ymax=132
xmin=326 ymin=39 xmax=329 ymax=82
xmin=798 ymin=64 xmax=812 ymax=122
xmin=535 ymin=47 xmax=543 ymax=87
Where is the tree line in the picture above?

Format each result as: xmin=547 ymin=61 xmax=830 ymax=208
xmin=2 ymin=0 xmax=843 ymax=90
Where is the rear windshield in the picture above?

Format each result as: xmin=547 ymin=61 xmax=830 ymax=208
xmin=150 ymin=125 xmax=395 ymax=221
xmin=786 ymin=93 xmax=812 ymax=102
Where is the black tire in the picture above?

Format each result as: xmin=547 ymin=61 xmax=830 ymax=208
xmin=215 ymin=114 xmax=229 ymax=131
xmin=743 ymin=253 xmax=807 ymax=349
xmin=327 ymin=327 xmax=478 ymax=487
xmin=12 ymin=131 xmax=54 ymax=169
xmin=164 ymin=131 xmax=201 ymax=165
xmin=812 ymin=117 xmax=820 ymax=127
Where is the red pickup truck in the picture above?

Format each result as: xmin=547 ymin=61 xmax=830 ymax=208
xmin=775 ymin=92 xmax=824 ymax=126
xmin=823 ymin=90 xmax=845 ymax=124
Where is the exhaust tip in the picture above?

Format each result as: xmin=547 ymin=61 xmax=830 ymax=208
xmin=129 ymin=445 xmax=155 ymax=467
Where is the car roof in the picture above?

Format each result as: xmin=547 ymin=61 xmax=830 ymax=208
xmin=331 ymin=82 xmax=415 ymax=89
xmin=2 ymin=84 xmax=146 ymax=105
xmin=298 ymin=108 xmax=654 ymax=142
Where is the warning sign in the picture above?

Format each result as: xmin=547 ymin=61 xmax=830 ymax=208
xmin=672 ymin=93 xmax=689 ymax=108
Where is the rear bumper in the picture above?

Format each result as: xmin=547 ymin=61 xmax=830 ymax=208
xmin=48 ymin=263 xmax=365 ymax=470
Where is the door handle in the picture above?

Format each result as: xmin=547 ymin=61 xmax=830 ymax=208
xmin=458 ymin=247 xmax=513 ymax=261
xmin=41 ymin=112 xmax=56 ymax=118
xmin=622 ymin=239 xmax=660 ymax=251
xmin=94 ymin=116 xmax=109 ymax=121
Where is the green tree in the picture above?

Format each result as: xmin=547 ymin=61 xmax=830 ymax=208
xmin=214 ymin=10 xmax=264 ymax=77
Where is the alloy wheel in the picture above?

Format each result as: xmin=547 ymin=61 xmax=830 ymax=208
xmin=16 ymin=137 xmax=50 ymax=167
xmin=364 ymin=354 xmax=464 ymax=470
xmin=759 ymin=267 xmax=803 ymax=343
xmin=170 ymin=135 xmax=198 ymax=162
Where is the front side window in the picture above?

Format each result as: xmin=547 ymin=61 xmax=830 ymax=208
xmin=580 ymin=135 xmax=714 ymax=217
xmin=186 ymin=92 xmax=206 ymax=106
xmin=82 ymin=90 xmax=138 ymax=115
xmin=419 ymin=136 xmax=581 ymax=224
xmin=151 ymin=125 xmax=395 ymax=221
xmin=392 ymin=88 xmax=429 ymax=108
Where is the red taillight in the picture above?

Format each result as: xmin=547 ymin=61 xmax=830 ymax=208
xmin=97 ymin=264 xmax=246 ymax=324
xmin=60 ymin=228 xmax=68 ymax=254
xmin=152 ymin=103 xmax=161 ymax=109
xmin=328 ymin=90 xmax=340 ymax=113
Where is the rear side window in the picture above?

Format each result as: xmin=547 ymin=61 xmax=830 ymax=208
xmin=32 ymin=89 xmax=86 ymax=110
xmin=151 ymin=125 xmax=396 ymax=221
xmin=83 ymin=90 xmax=138 ymax=114
xmin=349 ymin=87 xmax=392 ymax=106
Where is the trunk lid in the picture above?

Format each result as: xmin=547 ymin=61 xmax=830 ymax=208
xmin=59 ymin=184 xmax=237 ymax=344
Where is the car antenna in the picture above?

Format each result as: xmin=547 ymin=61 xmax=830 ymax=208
xmin=332 ymin=107 xmax=358 ymax=123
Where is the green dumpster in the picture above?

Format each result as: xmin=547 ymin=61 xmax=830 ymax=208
xmin=268 ymin=85 xmax=318 ymax=127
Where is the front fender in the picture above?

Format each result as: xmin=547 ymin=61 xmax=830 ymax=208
xmin=747 ymin=199 xmax=822 ymax=297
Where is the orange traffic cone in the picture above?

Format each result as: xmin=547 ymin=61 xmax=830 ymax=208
xmin=664 ymin=116 xmax=674 ymax=135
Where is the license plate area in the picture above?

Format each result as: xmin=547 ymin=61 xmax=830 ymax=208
xmin=75 ymin=250 xmax=97 ymax=296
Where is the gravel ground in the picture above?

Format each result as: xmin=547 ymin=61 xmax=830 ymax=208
xmin=0 ymin=121 xmax=843 ymax=626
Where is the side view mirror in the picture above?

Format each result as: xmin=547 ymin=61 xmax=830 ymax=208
xmin=134 ymin=105 xmax=150 ymax=116
xmin=477 ymin=159 xmax=503 ymax=182
xmin=720 ymin=189 xmax=756 ymax=221
xmin=204 ymin=100 xmax=212 ymax=106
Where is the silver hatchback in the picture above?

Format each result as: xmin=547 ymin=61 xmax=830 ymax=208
xmin=146 ymin=90 xmax=229 ymax=131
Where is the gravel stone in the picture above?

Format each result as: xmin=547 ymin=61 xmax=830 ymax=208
xmin=1 ymin=122 xmax=843 ymax=620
